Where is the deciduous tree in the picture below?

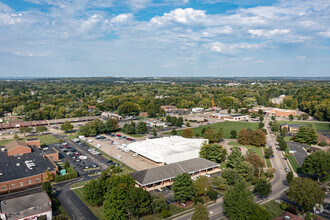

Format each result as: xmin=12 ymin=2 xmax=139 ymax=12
xmin=192 ymin=203 xmax=209 ymax=220
xmin=287 ymin=177 xmax=325 ymax=211
xmin=302 ymin=151 xmax=330 ymax=181
xmin=199 ymin=143 xmax=227 ymax=163
xmin=251 ymin=129 xmax=266 ymax=147
xmin=182 ymin=128 xmax=194 ymax=138
xmin=254 ymin=179 xmax=272 ymax=199
xmin=238 ymin=128 xmax=252 ymax=145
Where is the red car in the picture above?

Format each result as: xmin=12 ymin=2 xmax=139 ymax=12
xmin=116 ymin=134 xmax=122 ymax=137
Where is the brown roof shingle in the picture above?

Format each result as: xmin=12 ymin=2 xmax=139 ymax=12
xmin=4 ymin=140 xmax=29 ymax=151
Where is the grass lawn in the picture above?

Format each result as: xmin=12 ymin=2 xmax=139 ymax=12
xmin=288 ymin=154 xmax=300 ymax=173
xmin=284 ymin=136 xmax=292 ymax=142
xmin=119 ymin=130 xmax=146 ymax=137
xmin=261 ymin=200 xmax=284 ymax=219
xmin=73 ymin=187 xmax=104 ymax=220
xmin=228 ymin=141 xmax=265 ymax=162
xmin=0 ymin=134 xmax=59 ymax=146
xmin=71 ymin=180 xmax=90 ymax=189
xmin=266 ymin=158 xmax=272 ymax=168
xmin=165 ymin=121 xmax=259 ymax=139
xmin=279 ymin=121 xmax=330 ymax=131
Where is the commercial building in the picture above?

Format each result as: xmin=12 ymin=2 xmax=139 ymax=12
xmin=0 ymin=191 xmax=52 ymax=220
xmin=130 ymin=157 xmax=220 ymax=191
xmin=210 ymin=113 xmax=248 ymax=121
xmin=127 ymin=136 xmax=208 ymax=164
xmin=250 ymin=107 xmax=297 ymax=118
xmin=100 ymin=112 xmax=122 ymax=120
xmin=280 ymin=123 xmax=306 ymax=133
xmin=160 ymin=105 xmax=178 ymax=113
xmin=0 ymin=140 xmax=58 ymax=193
xmin=192 ymin=108 xmax=204 ymax=113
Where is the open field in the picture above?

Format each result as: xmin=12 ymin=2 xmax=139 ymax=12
xmin=73 ymin=187 xmax=103 ymax=220
xmin=279 ymin=121 xmax=330 ymax=131
xmin=165 ymin=121 xmax=259 ymax=139
xmin=261 ymin=200 xmax=284 ymax=219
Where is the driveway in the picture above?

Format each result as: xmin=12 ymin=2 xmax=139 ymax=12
xmin=287 ymin=142 xmax=309 ymax=167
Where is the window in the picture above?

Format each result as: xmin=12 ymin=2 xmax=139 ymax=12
xmin=28 ymin=180 xmax=32 ymax=185
xmin=36 ymin=178 xmax=39 ymax=182
xmin=11 ymin=184 xmax=15 ymax=188
xmin=20 ymin=182 xmax=23 ymax=187
xmin=2 ymin=186 xmax=5 ymax=190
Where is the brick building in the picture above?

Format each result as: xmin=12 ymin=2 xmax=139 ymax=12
xmin=0 ymin=140 xmax=58 ymax=193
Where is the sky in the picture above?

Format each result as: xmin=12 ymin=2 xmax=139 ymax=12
xmin=0 ymin=0 xmax=330 ymax=77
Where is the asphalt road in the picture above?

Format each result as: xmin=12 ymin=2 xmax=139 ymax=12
xmin=53 ymin=175 xmax=99 ymax=220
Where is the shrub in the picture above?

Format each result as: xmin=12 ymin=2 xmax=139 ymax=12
xmin=207 ymin=190 xmax=218 ymax=201
xmin=280 ymin=202 xmax=289 ymax=210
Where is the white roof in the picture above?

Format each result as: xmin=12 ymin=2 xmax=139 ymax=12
xmin=127 ymin=136 xmax=208 ymax=164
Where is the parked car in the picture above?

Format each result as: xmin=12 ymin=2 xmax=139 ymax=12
xmin=79 ymin=155 xmax=88 ymax=160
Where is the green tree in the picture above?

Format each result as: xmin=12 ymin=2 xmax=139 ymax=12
xmin=302 ymin=151 xmax=330 ymax=181
xmin=271 ymin=121 xmax=280 ymax=132
xmin=152 ymin=128 xmax=157 ymax=137
xmin=258 ymin=122 xmax=264 ymax=129
xmin=259 ymin=115 xmax=264 ymax=122
xmin=118 ymin=102 xmax=140 ymax=116
xmin=222 ymin=168 xmax=239 ymax=185
xmin=125 ymin=187 xmax=152 ymax=218
xmin=170 ymin=117 xmax=178 ymax=126
xmin=63 ymin=160 xmax=70 ymax=169
xmin=122 ymin=123 xmax=135 ymax=134
xmin=254 ymin=179 xmax=272 ymax=199
xmin=281 ymin=126 xmax=288 ymax=137
xmin=182 ymin=128 xmax=194 ymax=138
xmin=136 ymin=122 xmax=148 ymax=134
xmin=195 ymin=176 xmax=212 ymax=196
xmin=61 ymin=121 xmax=74 ymax=133
xmin=151 ymin=193 xmax=168 ymax=214
xmin=42 ymin=181 xmax=52 ymax=195
xmin=83 ymin=179 xmax=106 ymax=206
xmin=236 ymin=161 xmax=254 ymax=181
xmin=199 ymin=143 xmax=227 ymax=163
xmin=258 ymin=109 xmax=264 ymax=115
xmin=238 ymin=128 xmax=252 ymax=145
xmin=191 ymin=203 xmax=209 ymax=220
xmin=301 ymin=113 xmax=309 ymax=120
xmin=264 ymin=148 xmax=274 ymax=159
xmin=286 ymin=171 xmax=294 ymax=183
xmin=19 ymin=127 xmax=32 ymax=136
xmin=287 ymin=177 xmax=325 ymax=211
xmin=211 ymin=175 xmax=229 ymax=190
xmin=294 ymin=125 xmax=318 ymax=145
xmin=172 ymin=173 xmax=196 ymax=203
xmin=171 ymin=129 xmax=177 ymax=135
xmin=251 ymin=129 xmax=266 ymax=147
xmin=223 ymin=182 xmax=254 ymax=220
xmin=203 ymin=128 xmax=218 ymax=143
xmin=14 ymin=133 xmax=19 ymax=139
xmin=216 ymin=128 xmax=224 ymax=142
xmin=103 ymin=175 xmax=135 ymax=220
xmin=289 ymin=114 xmax=294 ymax=121
xmin=176 ymin=117 xmax=184 ymax=127
xmin=271 ymin=116 xmax=276 ymax=121
xmin=36 ymin=126 xmax=48 ymax=134
xmin=227 ymin=147 xmax=243 ymax=169
xmin=207 ymin=190 xmax=218 ymax=201
xmin=105 ymin=118 xmax=119 ymax=132
xmin=230 ymin=130 xmax=237 ymax=139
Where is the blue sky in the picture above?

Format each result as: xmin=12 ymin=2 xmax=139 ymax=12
xmin=0 ymin=0 xmax=329 ymax=77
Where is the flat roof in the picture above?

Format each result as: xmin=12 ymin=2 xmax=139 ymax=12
xmin=0 ymin=145 xmax=57 ymax=183
xmin=127 ymin=136 xmax=208 ymax=163
xmin=130 ymin=157 xmax=219 ymax=186
xmin=0 ymin=191 xmax=51 ymax=220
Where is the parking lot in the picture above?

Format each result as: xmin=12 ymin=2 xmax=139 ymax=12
xmin=287 ymin=142 xmax=309 ymax=167
xmin=84 ymin=133 xmax=159 ymax=171
xmin=51 ymin=140 xmax=114 ymax=175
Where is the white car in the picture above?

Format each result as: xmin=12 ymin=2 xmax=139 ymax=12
xmin=95 ymin=144 xmax=101 ymax=148
xmin=79 ymin=155 xmax=87 ymax=160
xmin=133 ymin=153 xmax=138 ymax=157
xmin=205 ymin=173 xmax=211 ymax=178
xmin=87 ymin=139 xmax=93 ymax=143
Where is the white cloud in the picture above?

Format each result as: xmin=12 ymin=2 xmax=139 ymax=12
xmin=248 ymin=29 xmax=291 ymax=38
xmin=0 ymin=13 xmax=23 ymax=25
xmin=296 ymin=56 xmax=306 ymax=60
xmin=126 ymin=0 xmax=152 ymax=10
xmin=209 ymin=42 xmax=261 ymax=53
xmin=150 ymin=8 xmax=207 ymax=25
xmin=110 ymin=13 xmax=133 ymax=24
